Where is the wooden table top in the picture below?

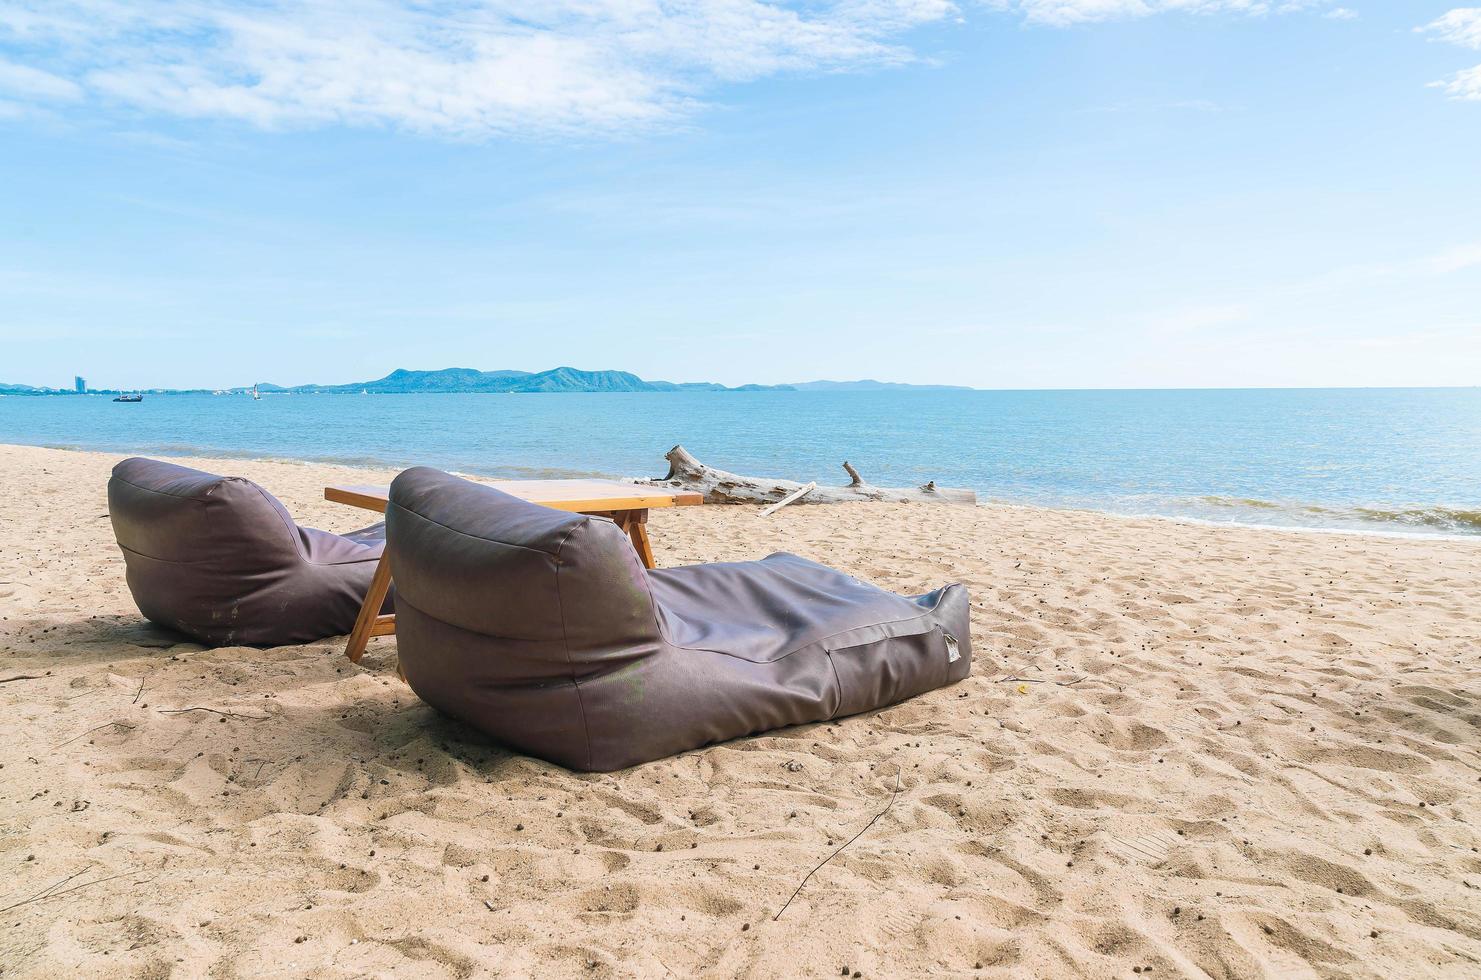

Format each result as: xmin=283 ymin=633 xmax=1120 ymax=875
xmin=325 ymin=479 xmax=703 ymax=515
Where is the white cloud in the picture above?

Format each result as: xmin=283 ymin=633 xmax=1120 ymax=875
xmin=1421 ymin=7 xmax=1481 ymax=49
xmin=1429 ymin=242 xmax=1481 ymax=273
xmin=0 ymin=0 xmax=1351 ymax=137
xmin=1434 ymin=63 xmax=1481 ymax=99
xmin=0 ymin=57 xmax=82 ymax=101
xmin=0 ymin=0 xmax=955 ymax=137
xmin=1420 ymin=8 xmax=1481 ymax=102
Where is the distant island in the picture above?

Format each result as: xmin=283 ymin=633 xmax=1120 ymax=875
xmin=0 ymin=367 xmax=973 ymax=395
xmin=270 ymin=367 xmax=793 ymax=394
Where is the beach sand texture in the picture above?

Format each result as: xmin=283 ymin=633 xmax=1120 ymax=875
xmin=1 ymin=443 xmax=1479 ymax=978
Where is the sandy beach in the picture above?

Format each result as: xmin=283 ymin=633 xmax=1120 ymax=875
xmin=2 ymin=441 xmax=1479 ymax=978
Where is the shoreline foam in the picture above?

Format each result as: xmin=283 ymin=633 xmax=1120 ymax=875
xmin=11 ymin=440 xmax=1481 ymax=540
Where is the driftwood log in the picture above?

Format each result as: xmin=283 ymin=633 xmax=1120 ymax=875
xmin=632 ymin=446 xmax=976 ymax=506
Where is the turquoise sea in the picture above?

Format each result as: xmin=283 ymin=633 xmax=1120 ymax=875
xmin=3 ymin=387 xmax=1480 ymax=537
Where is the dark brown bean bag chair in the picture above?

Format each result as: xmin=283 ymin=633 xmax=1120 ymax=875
xmin=387 ymin=466 xmax=972 ymax=771
xmin=108 ymin=457 xmax=390 ymax=646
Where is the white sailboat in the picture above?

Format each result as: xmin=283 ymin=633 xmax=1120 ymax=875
xmin=252 ymin=383 xmax=261 ymax=401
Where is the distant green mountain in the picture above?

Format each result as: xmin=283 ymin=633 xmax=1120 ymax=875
xmin=788 ymin=379 xmax=975 ymax=391
xmin=282 ymin=367 xmax=535 ymax=394
xmin=286 ymin=369 xmax=963 ymax=394
xmin=0 ymin=368 xmax=968 ymax=395
xmin=277 ymin=366 xmax=793 ymax=394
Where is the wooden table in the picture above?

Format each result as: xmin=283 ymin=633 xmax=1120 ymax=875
xmin=326 ymin=479 xmax=702 ymax=663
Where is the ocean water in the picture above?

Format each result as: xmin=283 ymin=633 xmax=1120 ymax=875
xmin=3 ymin=387 xmax=1480 ymax=537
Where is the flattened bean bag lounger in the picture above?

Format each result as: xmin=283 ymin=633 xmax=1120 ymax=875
xmin=387 ymin=466 xmax=973 ymax=771
xmin=108 ymin=457 xmax=391 ymax=646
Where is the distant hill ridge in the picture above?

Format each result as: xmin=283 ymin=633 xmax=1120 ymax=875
xmin=274 ymin=366 xmax=792 ymax=394
xmin=1 ymin=367 xmax=970 ymax=395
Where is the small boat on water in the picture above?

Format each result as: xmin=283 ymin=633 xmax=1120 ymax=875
xmin=113 ymin=392 xmax=143 ymax=403
xmin=252 ymin=383 xmax=261 ymax=401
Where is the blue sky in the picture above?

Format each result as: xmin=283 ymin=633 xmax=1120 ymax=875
xmin=2 ymin=1 xmax=1479 ymax=390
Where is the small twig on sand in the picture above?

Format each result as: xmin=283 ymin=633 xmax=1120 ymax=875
xmin=0 ymin=869 xmax=88 ymax=911
xmin=1055 ymin=675 xmax=1088 ymax=687
xmin=773 ymin=771 xmax=903 ymax=921
xmin=995 ymin=676 xmax=1044 ymax=684
xmin=0 ymin=674 xmax=47 ymax=685
xmin=132 ymin=675 xmax=147 ymax=704
xmin=54 ymin=721 xmax=135 ymax=749
xmin=0 ymin=871 xmax=148 ymax=914
xmin=157 ymin=707 xmax=270 ymax=721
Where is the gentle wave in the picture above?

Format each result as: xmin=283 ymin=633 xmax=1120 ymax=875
xmin=1195 ymin=495 xmax=1481 ymax=534
xmin=1200 ymin=495 xmax=1284 ymax=511
xmin=1351 ymin=506 xmax=1481 ymax=533
xmin=30 ymin=440 xmax=1481 ymax=536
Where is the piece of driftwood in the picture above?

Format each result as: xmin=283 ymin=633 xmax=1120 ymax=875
xmin=759 ymin=482 xmax=816 ymax=518
xmin=633 ymin=446 xmax=976 ymax=506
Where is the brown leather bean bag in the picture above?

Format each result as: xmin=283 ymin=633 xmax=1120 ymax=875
xmin=387 ymin=466 xmax=972 ymax=771
xmin=108 ymin=457 xmax=389 ymax=646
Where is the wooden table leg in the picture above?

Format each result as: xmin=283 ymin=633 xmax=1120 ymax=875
xmin=624 ymin=509 xmax=657 ymax=569
xmin=344 ymin=550 xmax=395 ymax=663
